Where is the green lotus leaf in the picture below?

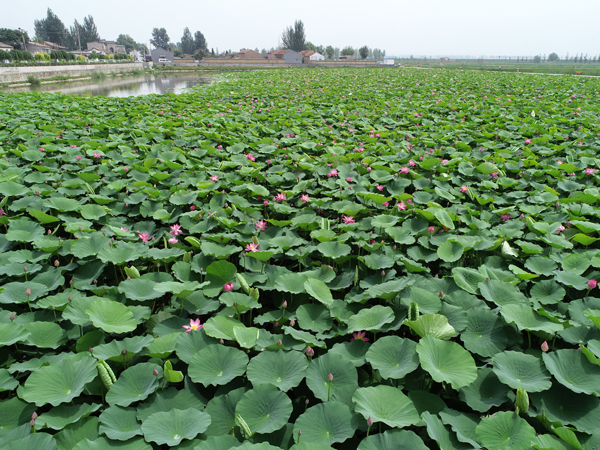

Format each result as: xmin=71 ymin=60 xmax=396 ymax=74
xmin=316 ymin=241 xmax=351 ymax=258
xmin=530 ymin=280 xmax=565 ymax=305
xmin=543 ymin=349 xmax=600 ymax=395
xmin=188 ymin=344 xmax=249 ymax=386
xmin=36 ymin=403 xmax=101 ymax=431
xmin=18 ymin=355 xmax=97 ymax=406
xmin=0 ymin=181 xmax=29 ymax=196
xmin=6 ymin=218 xmax=45 ymax=243
xmin=478 ymin=279 xmax=528 ymax=306
xmin=99 ymin=406 xmax=142 ymax=441
xmin=201 ymin=241 xmax=242 ymax=259
xmin=295 ymin=304 xmax=333 ymax=334
xmin=492 ymin=351 xmax=551 ymax=392
xmin=142 ymin=332 xmax=178 ymax=358
xmin=140 ymin=408 xmax=210 ymax=447
xmin=4 ymin=433 xmax=59 ymax=450
xmin=0 ymin=281 xmax=48 ymax=304
xmin=360 ymin=251 xmax=395 ymax=270
xmin=194 ymin=435 xmax=243 ymax=450
xmin=293 ymin=402 xmax=358 ymax=446
xmin=86 ymin=299 xmax=137 ymax=334
xmin=421 ymin=411 xmax=473 ymax=450
xmin=327 ymin=340 xmax=371 ymax=367
xmin=453 ymin=267 xmax=486 ymax=294
xmin=365 ymin=336 xmax=419 ymax=379
xmin=235 ymin=384 xmax=292 ymax=434
xmin=43 ymin=197 xmax=81 ymax=212
xmin=233 ymin=326 xmax=259 ymax=349
xmin=203 ymin=316 xmax=246 ymax=341
xmin=246 ymin=350 xmax=309 ymax=391
xmin=118 ymin=278 xmax=162 ymax=301
xmin=500 ymin=304 xmax=563 ymax=333
xmin=204 ymin=387 xmax=247 ymax=437
xmin=97 ymin=243 xmax=145 ymax=265
xmin=437 ymin=240 xmax=465 ymax=263
xmin=0 ymin=369 xmax=18 ymax=392
xmin=346 ymin=305 xmax=395 ymax=333
xmin=106 ymin=363 xmax=162 ymax=409
xmin=357 ymin=429 xmax=428 ymax=450
xmin=417 ymin=335 xmax=477 ymax=389
xmin=475 ymin=411 xmax=536 ymax=450
xmin=461 ymin=308 xmax=508 ymax=357
xmin=304 ymin=278 xmax=334 ymax=306
xmin=175 ymin=329 xmax=218 ymax=364
xmin=405 ymin=314 xmax=456 ymax=340
xmin=203 ymin=260 xmax=237 ymax=298
xmin=371 ymin=215 xmax=399 ymax=228
xmin=22 ymin=322 xmax=67 ymax=349
xmin=439 ymin=408 xmax=481 ymax=448
xmin=305 ymin=352 xmax=357 ymax=406
xmin=135 ymin=385 xmax=207 ymax=422
xmin=353 ymin=385 xmax=420 ymax=427
xmin=0 ymin=323 xmax=30 ymax=346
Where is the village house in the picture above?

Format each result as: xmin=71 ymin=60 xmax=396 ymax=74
xmin=0 ymin=42 xmax=13 ymax=51
xmin=300 ymin=50 xmax=325 ymax=64
xmin=87 ymin=40 xmax=126 ymax=55
xmin=150 ymin=47 xmax=174 ymax=63
xmin=25 ymin=41 xmax=68 ymax=55
xmin=267 ymin=49 xmax=302 ymax=64
xmin=234 ymin=49 xmax=262 ymax=59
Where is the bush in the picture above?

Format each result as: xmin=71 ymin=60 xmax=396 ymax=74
xmin=34 ymin=52 xmax=50 ymax=62
xmin=26 ymin=75 xmax=40 ymax=85
xmin=76 ymin=55 xmax=86 ymax=62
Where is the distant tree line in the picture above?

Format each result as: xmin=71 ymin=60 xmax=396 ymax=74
xmin=149 ymin=27 xmax=208 ymax=59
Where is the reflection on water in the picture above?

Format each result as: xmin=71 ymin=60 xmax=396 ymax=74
xmin=2 ymin=74 xmax=213 ymax=97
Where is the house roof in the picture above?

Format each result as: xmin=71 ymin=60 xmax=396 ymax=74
xmin=273 ymin=49 xmax=291 ymax=55
xmin=238 ymin=49 xmax=258 ymax=54
xmin=300 ymin=50 xmax=315 ymax=56
xmin=0 ymin=41 xmax=13 ymax=49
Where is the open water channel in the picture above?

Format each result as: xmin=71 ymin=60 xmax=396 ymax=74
xmin=2 ymin=74 xmax=213 ymax=97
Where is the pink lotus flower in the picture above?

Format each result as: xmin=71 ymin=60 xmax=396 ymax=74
xmin=460 ymin=185 xmax=468 ymax=193
xmin=491 ymin=171 xmax=499 ymax=178
xmin=541 ymin=341 xmax=549 ymax=352
xmin=330 ymin=169 xmax=338 ymax=176
xmin=342 ymin=215 xmax=355 ymax=224
xmin=400 ymin=167 xmax=409 ymax=174
xmin=70 ymin=145 xmax=77 ymax=148
xmin=0 ymin=208 xmax=4 ymax=216
xmin=350 ymin=331 xmax=369 ymax=342
xmin=138 ymin=232 xmax=150 ymax=242
xmin=588 ymin=279 xmax=597 ymax=290
xmin=428 ymin=226 xmax=434 ymax=233
xmin=255 ymin=220 xmax=268 ymax=231
xmin=210 ymin=175 xmax=219 ymax=182
xmin=93 ymin=153 xmax=102 ymax=159
xmin=585 ymin=168 xmax=596 ymax=175
xmin=182 ymin=318 xmax=203 ymax=333
xmin=525 ymin=139 xmax=532 ymax=144
xmin=501 ymin=214 xmax=511 ymax=221
xmin=168 ymin=237 xmax=178 ymax=244
xmin=346 ymin=177 xmax=353 ymax=182
xmin=382 ymin=202 xmax=389 ymax=207
xmin=398 ymin=202 xmax=406 ymax=211
xmin=245 ymin=153 xmax=256 ymax=162
xmin=441 ymin=159 xmax=448 ymax=164
xmin=170 ymin=224 xmax=182 ymax=236
xmin=124 ymin=167 xmax=129 ymax=172
xmin=556 ymin=224 xmax=565 ymax=232
xmin=274 ymin=193 xmax=287 ymax=202
xmin=223 ymin=282 xmax=234 ymax=291
xmin=301 ymin=194 xmax=310 ymax=203
xmin=245 ymin=242 xmax=259 ymax=252
xmin=408 ymin=160 xmax=416 ymax=167
xmin=376 ymin=185 xmax=384 ymax=191
xmin=76 ymin=155 xmax=82 ymax=161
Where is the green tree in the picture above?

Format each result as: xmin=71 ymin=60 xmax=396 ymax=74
xmin=151 ymin=27 xmax=170 ymax=50
xmin=180 ymin=27 xmax=194 ymax=54
xmin=116 ymin=34 xmax=140 ymax=53
xmin=194 ymin=31 xmax=207 ymax=52
xmin=325 ymin=45 xmax=334 ymax=59
xmin=305 ymin=41 xmax=316 ymax=52
xmin=0 ymin=28 xmax=29 ymax=49
xmin=34 ymin=8 xmax=69 ymax=46
xmin=548 ymin=52 xmax=559 ymax=62
xmin=533 ymin=55 xmax=541 ymax=63
xmin=281 ymin=20 xmax=306 ymax=52
xmin=359 ymin=46 xmax=369 ymax=59
xmin=341 ymin=46 xmax=355 ymax=56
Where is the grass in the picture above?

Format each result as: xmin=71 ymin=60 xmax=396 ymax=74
xmin=26 ymin=75 xmax=40 ymax=85
xmin=90 ymin=71 xmax=107 ymax=80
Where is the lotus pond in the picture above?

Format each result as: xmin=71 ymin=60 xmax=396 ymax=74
xmin=0 ymin=68 xmax=600 ymax=449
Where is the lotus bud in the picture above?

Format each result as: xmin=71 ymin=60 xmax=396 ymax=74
xmin=367 ymin=416 xmax=373 ymax=427
xmin=223 ymin=282 xmax=234 ymax=292
xmin=439 ymin=290 xmax=444 ymax=298
xmin=32 ymin=412 xmax=38 ymax=420
xmin=290 ymin=319 xmax=295 ymax=326
xmin=328 ymin=373 xmax=333 ymax=382
xmin=68 ymin=296 xmax=72 ymax=301
xmin=306 ymin=346 xmax=314 ymax=357
xmin=153 ymin=369 xmax=159 ymax=376
xmin=9 ymin=313 xmax=15 ymax=322
xmin=274 ymin=321 xmax=279 ymax=327
xmin=408 ymin=302 xmax=419 ymax=322
xmin=297 ymin=430 xmax=301 ymax=437
xmin=516 ymin=388 xmax=529 ymax=414
xmin=220 ymin=339 xmax=224 ymax=344
xmin=25 ymin=288 xmax=31 ymax=297
xmin=282 ymin=301 xmax=287 ymax=309
xmin=122 ymin=349 xmax=127 ymax=355
xmin=588 ymin=279 xmax=597 ymax=290
xmin=89 ymin=347 xmax=93 ymax=353
xmin=278 ymin=339 xmax=282 ymax=346
xmin=305 ymin=399 xmax=309 ymax=405
xmin=23 ymin=266 xmax=27 ymax=272
xmin=30 ymin=419 xmax=35 ymax=427
xmin=54 ymin=260 xmax=59 ymax=267
xmin=541 ymin=341 xmax=549 ymax=352
xmin=381 ymin=270 xmax=385 ymax=277
xmin=183 ymin=251 xmax=191 ymax=263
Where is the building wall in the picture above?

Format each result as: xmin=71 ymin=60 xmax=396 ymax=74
xmin=283 ymin=50 xmax=302 ymax=64
xmin=237 ymin=50 xmax=262 ymax=59
xmin=310 ymin=53 xmax=325 ymax=61
xmin=0 ymin=62 xmax=143 ymax=83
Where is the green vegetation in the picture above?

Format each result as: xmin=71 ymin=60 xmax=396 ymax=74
xmin=90 ymin=71 xmax=106 ymax=80
xmin=25 ymin=75 xmax=40 ymax=85
xmin=0 ymin=68 xmax=599 ymax=449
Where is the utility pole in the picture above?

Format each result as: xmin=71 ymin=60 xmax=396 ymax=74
xmin=18 ymin=28 xmax=26 ymax=51
xmin=77 ymin=27 xmax=81 ymax=53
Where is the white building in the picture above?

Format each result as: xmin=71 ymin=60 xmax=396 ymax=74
xmin=300 ymin=50 xmax=325 ymax=63
xmin=383 ymin=58 xmax=395 ymax=65
xmin=130 ymin=50 xmax=144 ymax=62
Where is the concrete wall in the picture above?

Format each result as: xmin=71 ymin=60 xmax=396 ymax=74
xmin=0 ymin=63 xmax=143 ymax=83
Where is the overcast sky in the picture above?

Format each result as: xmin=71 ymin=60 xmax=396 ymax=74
xmin=2 ymin=0 xmax=598 ymax=58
